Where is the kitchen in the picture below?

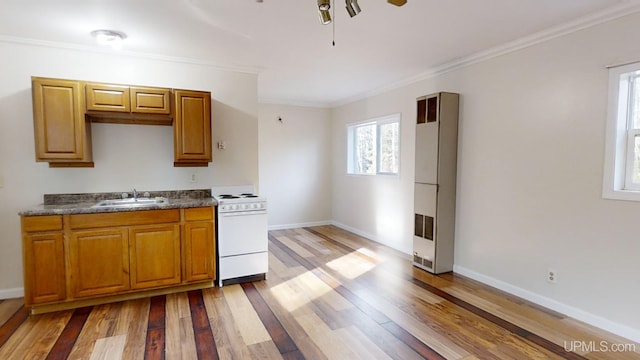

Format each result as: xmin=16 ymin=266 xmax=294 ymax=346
xmin=2 ymin=0 xmax=640 ymax=358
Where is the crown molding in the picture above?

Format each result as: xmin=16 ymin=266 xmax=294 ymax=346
xmin=330 ymin=1 xmax=640 ymax=108
xmin=258 ymin=96 xmax=332 ymax=109
xmin=0 ymin=35 xmax=260 ymax=75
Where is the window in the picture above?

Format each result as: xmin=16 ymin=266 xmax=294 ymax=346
xmin=347 ymin=114 xmax=400 ymax=175
xmin=603 ymin=61 xmax=640 ymax=200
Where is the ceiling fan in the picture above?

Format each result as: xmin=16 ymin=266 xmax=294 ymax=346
xmin=317 ymin=0 xmax=407 ymax=25
xmin=255 ymin=0 xmax=407 ymax=26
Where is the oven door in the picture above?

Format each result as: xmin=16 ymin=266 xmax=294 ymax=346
xmin=218 ymin=210 xmax=268 ymax=257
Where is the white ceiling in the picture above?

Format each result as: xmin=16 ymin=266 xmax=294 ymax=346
xmin=1 ymin=0 xmax=640 ymax=107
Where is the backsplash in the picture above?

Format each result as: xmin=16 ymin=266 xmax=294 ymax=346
xmin=43 ymin=189 xmax=212 ymax=205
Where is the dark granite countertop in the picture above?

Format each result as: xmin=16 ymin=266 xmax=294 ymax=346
xmin=19 ymin=189 xmax=217 ymax=216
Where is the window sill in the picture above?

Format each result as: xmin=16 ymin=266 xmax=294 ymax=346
xmin=346 ymin=173 xmax=400 ymax=178
xmin=602 ymin=188 xmax=640 ymax=202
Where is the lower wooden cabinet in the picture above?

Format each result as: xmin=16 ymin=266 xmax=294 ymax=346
xmin=183 ymin=222 xmax=214 ymax=282
xmin=129 ymin=224 xmax=181 ymax=290
xmin=21 ymin=207 xmax=216 ymax=312
xmin=69 ymin=228 xmax=130 ymax=298
xmin=23 ymin=232 xmax=66 ymax=304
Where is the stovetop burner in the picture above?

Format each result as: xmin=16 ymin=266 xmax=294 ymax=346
xmin=241 ymin=194 xmax=258 ymax=198
xmin=219 ymin=194 xmax=240 ymax=199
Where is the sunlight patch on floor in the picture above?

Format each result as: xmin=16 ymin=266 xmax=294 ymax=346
xmin=326 ymin=251 xmax=376 ymax=280
xmin=270 ymin=270 xmax=333 ymax=312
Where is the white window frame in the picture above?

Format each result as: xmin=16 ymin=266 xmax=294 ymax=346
xmin=603 ymin=62 xmax=640 ymax=200
xmin=347 ymin=113 xmax=401 ymax=176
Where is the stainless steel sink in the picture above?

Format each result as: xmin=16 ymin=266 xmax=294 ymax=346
xmin=92 ymin=197 xmax=168 ymax=208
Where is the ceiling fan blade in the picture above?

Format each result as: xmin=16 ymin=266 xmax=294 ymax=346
xmin=387 ymin=0 xmax=407 ymax=6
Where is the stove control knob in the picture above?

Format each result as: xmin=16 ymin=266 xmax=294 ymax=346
xmin=220 ymin=205 xmax=226 ymax=210
xmin=241 ymin=204 xmax=247 ymax=210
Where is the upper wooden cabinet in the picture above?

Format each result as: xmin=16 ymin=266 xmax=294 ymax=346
xmin=131 ymin=87 xmax=171 ymax=114
xmin=86 ymin=83 xmax=171 ymax=115
xmin=31 ymin=77 xmax=93 ymax=167
xmin=86 ymin=82 xmax=172 ymax=125
xmin=85 ymin=83 xmax=131 ymax=113
xmin=31 ymin=77 xmax=212 ymax=167
xmin=173 ymin=89 xmax=212 ymax=167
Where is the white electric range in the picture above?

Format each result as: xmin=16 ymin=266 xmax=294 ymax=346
xmin=212 ymin=186 xmax=268 ymax=287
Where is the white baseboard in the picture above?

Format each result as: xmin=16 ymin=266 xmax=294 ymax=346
xmin=454 ymin=265 xmax=640 ymax=343
xmin=0 ymin=287 xmax=24 ymax=300
xmin=331 ymin=221 xmax=413 ymax=255
xmin=268 ymin=220 xmax=332 ymax=231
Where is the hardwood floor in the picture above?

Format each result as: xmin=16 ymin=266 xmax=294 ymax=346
xmin=1 ymin=225 xmax=638 ymax=359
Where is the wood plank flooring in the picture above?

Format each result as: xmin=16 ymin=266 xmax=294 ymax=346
xmin=1 ymin=225 xmax=638 ymax=359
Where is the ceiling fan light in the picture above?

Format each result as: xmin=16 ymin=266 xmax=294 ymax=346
xmin=318 ymin=0 xmax=331 ymax=11
xmin=346 ymin=0 xmax=361 ymax=17
xmin=318 ymin=9 xmax=332 ymax=25
xmin=387 ymin=0 xmax=407 ymax=6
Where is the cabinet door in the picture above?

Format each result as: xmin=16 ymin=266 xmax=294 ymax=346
xmin=131 ymin=87 xmax=171 ymax=114
xmin=32 ymin=77 xmax=92 ymax=164
xmin=70 ymin=229 xmax=130 ymax=298
xmin=85 ymin=83 xmax=131 ymax=112
xmin=182 ymin=221 xmax=215 ymax=282
xmin=129 ymin=224 xmax=181 ymax=290
xmin=173 ymin=90 xmax=212 ymax=166
xmin=23 ymin=233 xmax=66 ymax=305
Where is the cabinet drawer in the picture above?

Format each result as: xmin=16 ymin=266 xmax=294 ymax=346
xmin=70 ymin=209 xmax=180 ymax=229
xmin=183 ymin=207 xmax=213 ymax=222
xmin=86 ymin=83 xmax=131 ymax=112
xmin=22 ymin=215 xmax=63 ymax=232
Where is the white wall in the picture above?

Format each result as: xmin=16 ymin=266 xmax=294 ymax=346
xmin=258 ymin=104 xmax=332 ymax=229
xmin=331 ymin=13 xmax=640 ymax=340
xmin=0 ymin=40 xmax=259 ymax=295
xmin=331 ymin=94 xmax=414 ymax=254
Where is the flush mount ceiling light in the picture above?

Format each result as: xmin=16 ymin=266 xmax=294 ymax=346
xmin=90 ymin=29 xmax=126 ymax=50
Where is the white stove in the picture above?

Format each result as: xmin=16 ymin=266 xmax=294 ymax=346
xmin=212 ymin=186 xmax=268 ymax=286
xmin=216 ymin=195 xmax=267 ymax=213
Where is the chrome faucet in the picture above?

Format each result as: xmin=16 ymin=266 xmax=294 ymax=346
xmin=132 ymin=188 xmax=138 ymax=201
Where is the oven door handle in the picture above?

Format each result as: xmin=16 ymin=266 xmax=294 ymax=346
xmin=219 ymin=210 xmax=267 ymax=217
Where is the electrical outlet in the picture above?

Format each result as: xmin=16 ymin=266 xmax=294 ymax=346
xmin=547 ymin=268 xmax=558 ymax=284
xmin=190 ymin=172 xmax=197 ymax=183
